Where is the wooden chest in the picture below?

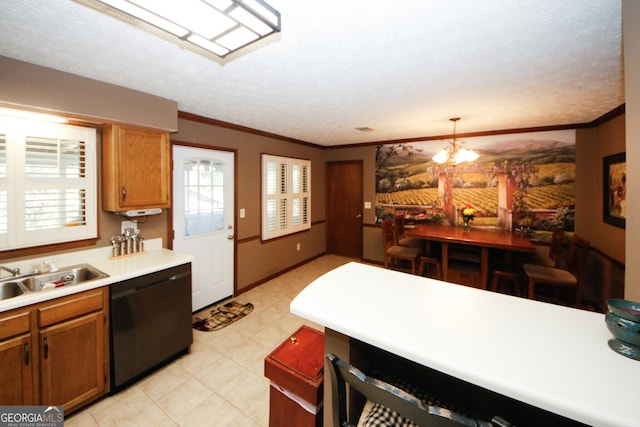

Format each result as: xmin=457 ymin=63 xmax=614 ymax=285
xmin=264 ymin=326 xmax=324 ymax=427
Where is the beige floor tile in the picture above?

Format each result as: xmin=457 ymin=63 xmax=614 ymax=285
xmin=88 ymin=386 xmax=176 ymax=427
xmin=154 ymin=377 xmax=214 ymax=421
xmin=137 ymin=359 xmax=193 ymax=401
xmin=172 ymin=393 xmax=246 ymax=427
xmin=69 ymin=255 xmax=356 ymax=427
xmin=64 ymin=410 xmax=99 ymax=427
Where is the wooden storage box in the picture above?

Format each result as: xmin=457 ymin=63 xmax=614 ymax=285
xmin=447 ymin=267 xmax=483 ymax=288
xmin=264 ymin=326 xmax=324 ymax=427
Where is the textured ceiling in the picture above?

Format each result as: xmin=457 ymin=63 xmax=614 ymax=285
xmin=0 ymin=0 xmax=624 ymax=146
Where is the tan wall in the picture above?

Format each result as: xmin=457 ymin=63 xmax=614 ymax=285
xmin=1 ymin=51 xmax=633 ymax=298
xmin=0 ymin=56 xmax=177 ymax=131
xmin=623 ymin=0 xmax=640 ymax=301
xmin=0 ymin=56 xmax=176 ymax=263
xmin=173 ymin=118 xmax=327 ymax=292
xmin=575 ymin=115 xmax=625 ymax=264
xmin=329 ymin=123 xmax=627 ymax=268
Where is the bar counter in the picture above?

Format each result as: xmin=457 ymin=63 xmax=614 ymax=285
xmin=290 ymin=262 xmax=638 ymax=427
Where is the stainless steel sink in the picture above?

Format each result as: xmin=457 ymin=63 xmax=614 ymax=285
xmin=0 ymin=281 xmax=27 ymax=300
xmin=0 ymin=263 xmax=109 ymax=300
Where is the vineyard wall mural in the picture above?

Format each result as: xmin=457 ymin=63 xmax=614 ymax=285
xmin=375 ymin=129 xmax=576 ymax=240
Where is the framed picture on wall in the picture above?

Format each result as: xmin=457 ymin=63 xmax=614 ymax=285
xmin=603 ymin=152 xmax=626 ymax=229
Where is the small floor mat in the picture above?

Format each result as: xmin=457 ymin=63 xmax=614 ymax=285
xmin=192 ymin=301 xmax=254 ymax=332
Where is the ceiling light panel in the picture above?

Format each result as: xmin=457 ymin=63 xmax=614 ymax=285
xmin=216 ymin=26 xmax=259 ymax=51
xmin=91 ymin=0 xmax=280 ymax=58
xmin=98 ymin=0 xmax=189 ymax=37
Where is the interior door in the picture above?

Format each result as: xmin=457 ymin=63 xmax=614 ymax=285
xmin=326 ymin=160 xmax=363 ymax=258
xmin=172 ymin=145 xmax=235 ymax=312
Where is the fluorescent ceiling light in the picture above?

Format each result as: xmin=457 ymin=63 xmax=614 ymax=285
xmin=91 ymin=0 xmax=281 ymax=58
xmin=217 ymin=26 xmax=259 ymax=51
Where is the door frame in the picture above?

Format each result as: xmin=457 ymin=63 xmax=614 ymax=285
xmin=168 ymin=140 xmax=238 ymax=297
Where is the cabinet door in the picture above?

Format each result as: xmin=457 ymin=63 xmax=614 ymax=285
xmin=102 ymin=125 xmax=171 ymax=211
xmin=39 ymin=311 xmax=105 ymax=412
xmin=116 ymin=126 xmax=170 ymax=209
xmin=0 ymin=334 xmax=35 ymax=405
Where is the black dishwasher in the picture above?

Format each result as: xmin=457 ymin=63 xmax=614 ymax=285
xmin=110 ymin=262 xmax=193 ymax=393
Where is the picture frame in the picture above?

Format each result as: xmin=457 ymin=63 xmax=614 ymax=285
xmin=603 ymin=152 xmax=626 ymax=229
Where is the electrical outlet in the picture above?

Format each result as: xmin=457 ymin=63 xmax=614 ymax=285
xmin=296 ymin=243 xmax=301 ymax=251
xmin=121 ymin=220 xmax=137 ymax=234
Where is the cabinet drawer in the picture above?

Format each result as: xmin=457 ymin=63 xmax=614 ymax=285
xmin=0 ymin=310 xmax=31 ymax=341
xmin=447 ymin=268 xmax=483 ymax=288
xmin=38 ymin=289 xmax=105 ymax=328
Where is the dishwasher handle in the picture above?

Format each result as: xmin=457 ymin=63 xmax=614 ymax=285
xmin=110 ymin=264 xmax=191 ymax=299
xmin=135 ymin=274 xmax=177 ymax=292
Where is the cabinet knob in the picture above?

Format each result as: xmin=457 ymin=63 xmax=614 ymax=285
xmin=121 ymin=186 xmax=127 ymax=201
xmin=43 ymin=337 xmax=49 ymax=359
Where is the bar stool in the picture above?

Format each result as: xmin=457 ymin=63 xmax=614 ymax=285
xmin=419 ymin=256 xmax=442 ymax=280
xmin=490 ymin=270 xmax=521 ymax=295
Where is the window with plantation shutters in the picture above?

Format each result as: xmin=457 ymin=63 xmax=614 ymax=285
xmin=262 ymin=154 xmax=311 ymax=240
xmin=0 ymin=115 xmax=97 ymax=251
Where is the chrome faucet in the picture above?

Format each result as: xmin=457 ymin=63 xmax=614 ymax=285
xmin=45 ymin=260 xmax=58 ymax=273
xmin=0 ymin=265 xmax=20 ymax=276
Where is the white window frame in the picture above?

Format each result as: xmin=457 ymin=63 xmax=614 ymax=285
xmin=261 ymin=154 xmax=311 ymax=241
xmin=0 ymin=115 xmax=97 ymax=251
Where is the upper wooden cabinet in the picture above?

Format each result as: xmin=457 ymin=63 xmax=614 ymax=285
xmin=102 ymin=124 xmax=171 ymax=212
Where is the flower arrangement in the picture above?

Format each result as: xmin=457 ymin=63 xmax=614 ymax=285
xmin=461 ymin=204 xmax=475 ymax=231
xmin=516 ymin=216 xmax=535 ymax=238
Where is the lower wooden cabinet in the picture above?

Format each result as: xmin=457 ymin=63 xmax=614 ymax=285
xmin=0 ymin=288 xmax=109 ymax=414
xmin=0 ymin=332 xmax=35 ymax=405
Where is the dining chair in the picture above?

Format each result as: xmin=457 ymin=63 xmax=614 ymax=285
xmin=522 ymin=234 xmax=590 ymax=307
xmin=325 ymin=352 xmax=503 ymax=427
xmin=529 ymin=228 xmax=565 ymax=268
xmin=393 ymin=215 xmax=422 ymax=248
xmin=382 ymin=219 xmax=420 ymax=274
xmin=393 ymin=216 xmax=444 ymax=279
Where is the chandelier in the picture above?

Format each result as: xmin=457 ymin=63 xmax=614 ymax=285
xmin=432 ymin=117 xmax=479 ymax=165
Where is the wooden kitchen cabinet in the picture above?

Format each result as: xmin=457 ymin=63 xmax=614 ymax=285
xmin=38 ymin=289 xmax=108 ymax=413
xmin=0 ymin=288 xmax=109 ymax=414
xmin=102 ymin=124 xmax=171 ymax=212
xmin=0 ymin=310 xmax=35 ymax=405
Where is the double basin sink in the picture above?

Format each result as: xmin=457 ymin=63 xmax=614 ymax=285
xmin=0 ymin=264 xmax=109 ymax=301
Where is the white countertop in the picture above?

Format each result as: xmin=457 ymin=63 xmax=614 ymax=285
xmin=0 ymin=238 xmax=193 ymax=312
xmin=290 ymin=262 xmax=639 ymax=427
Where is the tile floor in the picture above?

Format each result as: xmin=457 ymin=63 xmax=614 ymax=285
xmin=65 ymin=254 xmax=355 ymax=427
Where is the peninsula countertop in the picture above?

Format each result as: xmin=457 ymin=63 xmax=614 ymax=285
xmin=0 ymin=238 xmax=193 ymax=312
xmin=290 ymin=262 xmax=638 ymax=427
